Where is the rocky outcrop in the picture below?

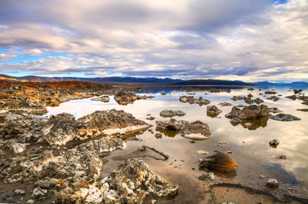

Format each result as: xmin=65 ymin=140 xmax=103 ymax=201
xmin=225 ymin=105 xmax=270 ymax=130
xmin=56 ymin=159 xmax=178 ymax=203
xmin=207 ymin=105 xmax=222 ymax=117
xmin=160 ymin=110 xmax=185 ymax=118
xmin=43 ymin=110 xmax=149 ymax=145
xmin=179 ymin=96 xmax=210 ymax=106
xmin=156 ymin=119 xmax=211 ymax=139
xmin=270 ymin=113 xmax=301 ymax=121
xmin=114 ymin=91 xmax=153 ymax=105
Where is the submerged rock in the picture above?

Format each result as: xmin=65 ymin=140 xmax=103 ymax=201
xmin=270 ymin=113 xmax=301 ymax=121
xmin=156 ymin=119 xmax=211 ymax=139
xmin=179 ymin=96 xmax=210 ymax=106
xmin=225 ymin=105 xmax=270 ymax=130
xmin=160 ymin=110 xmax=185 ymax=118
xmin=207 ymin=105 xmax=222 ymax=117
xmin=199 ymin=151 xmax=238 ymax=176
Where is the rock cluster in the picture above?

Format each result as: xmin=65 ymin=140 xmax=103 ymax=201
xmin=156 ymin=119 xmax=211 ymax=139
xmin=179 ymin=96 xmax=210 ymax=106
xmin=225 ymin=105 xmax=270 ymax=130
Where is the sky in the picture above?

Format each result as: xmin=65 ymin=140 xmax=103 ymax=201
xmin=0 ymin=0 xmax=307 ymax=82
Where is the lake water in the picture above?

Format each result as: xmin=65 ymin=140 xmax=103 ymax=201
xmin=46 ymin=88 xmax=308 ymax=203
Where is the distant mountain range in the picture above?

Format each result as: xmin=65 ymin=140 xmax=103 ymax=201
xmin=255 ymin=81 xmax=308 ymax=89
xmin=0 ymin=74 xmax=307 ymax=88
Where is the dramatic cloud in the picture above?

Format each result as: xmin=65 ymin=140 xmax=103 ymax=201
xmin=0 ymin=0 xmax=307 ymax=81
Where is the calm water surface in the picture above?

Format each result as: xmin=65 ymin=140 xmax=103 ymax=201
xmin=46 ymin=88 xmax=308 ymax=203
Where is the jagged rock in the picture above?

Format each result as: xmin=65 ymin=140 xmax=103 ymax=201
xmin=207 ymin=105 xmax=222 ymax=117
xmin=271 ymin=113 xmax=300 ymax=121
xmin=199 ymin=151 xmax=238 ymax=176
xmin=160 ymin=110 xmax=185 ymax=117
xmin=43 ymin=113 xmax=83 ymax=146
xmin=179 ymin=96 xmax=210 ymax=106
xmin=156 ymin=119 xmax=211 ymax=139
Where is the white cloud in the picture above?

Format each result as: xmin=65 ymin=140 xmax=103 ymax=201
xmin=0 ymin=0 xmax=307 ymax=81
